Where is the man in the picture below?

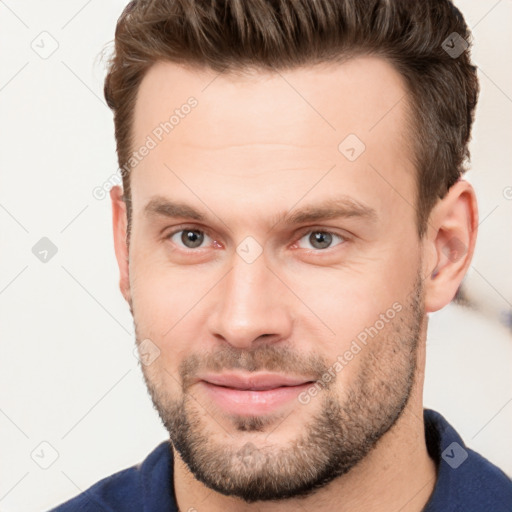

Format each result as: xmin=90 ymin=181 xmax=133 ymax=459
xmin=50 ymin=0 xmax=512 ymax=510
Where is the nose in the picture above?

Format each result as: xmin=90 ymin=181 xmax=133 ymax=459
xmin=207 ymin=250 xmax=294 ymax=350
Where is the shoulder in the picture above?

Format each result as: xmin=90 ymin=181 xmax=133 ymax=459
xmin=456 ymin=447 xmax=512 ymax=509
xmin=48 ymin=466 xmax=142 ymax=512
xmin=47 ymin=441 xmax=172 ymax=512
xmin=423 ymin=409 xmax=512 ymax=511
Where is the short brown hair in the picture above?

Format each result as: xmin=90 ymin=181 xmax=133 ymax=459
xmin=104 ymin=0 xmax=479 ymax=238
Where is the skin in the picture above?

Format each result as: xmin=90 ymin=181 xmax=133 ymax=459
xmin=111 ymin=56 xmax=478 ymax=511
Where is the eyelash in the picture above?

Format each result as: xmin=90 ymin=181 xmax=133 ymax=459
xmin=164 ymin=225 xmax=347 ymax=253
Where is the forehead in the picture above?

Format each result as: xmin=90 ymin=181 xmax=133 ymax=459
xmin=129 ymin=57 xmax=415 ymax=225
xmin=133 ymin=56 xmax=410 ymax=146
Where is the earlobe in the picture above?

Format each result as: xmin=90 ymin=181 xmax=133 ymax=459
xmin=110 ymin=186 xmax=131 ymax=303
xmin=423 ymin=180 xmax=478 ymax=313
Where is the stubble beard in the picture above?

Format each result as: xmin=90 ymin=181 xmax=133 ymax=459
xmin=132 ymin=275 xmax=424 ymax=503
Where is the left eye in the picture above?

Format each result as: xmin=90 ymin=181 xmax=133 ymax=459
xmin=296 ymin=230 xmax=345 ymax=251
xmin=168 ymin=229 xmax=212 ymax=249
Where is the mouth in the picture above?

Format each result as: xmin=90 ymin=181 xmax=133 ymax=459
xmin=196 ymin=372 xmax=316 ymax=415
xmin=211 ymin=382 xmax=310 ymax=391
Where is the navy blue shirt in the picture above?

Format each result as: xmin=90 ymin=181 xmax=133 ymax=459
xmin=49 ymin=409 xmax=512 ymax=511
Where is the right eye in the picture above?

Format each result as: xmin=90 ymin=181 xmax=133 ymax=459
xmin=166 ymin=227 xmax=214 ymax=250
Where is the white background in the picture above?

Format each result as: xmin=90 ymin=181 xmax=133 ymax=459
xmin=0 ymin=0 xmax=511 ymax=510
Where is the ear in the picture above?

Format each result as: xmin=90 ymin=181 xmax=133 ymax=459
xmin=423 ymin=180 xmax=478 ymax=313
xmin=110 ymin=186 xmax=131 ymax=303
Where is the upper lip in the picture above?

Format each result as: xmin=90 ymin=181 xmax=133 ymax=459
xmin=199 ymin=372 xmax=315 ymax=391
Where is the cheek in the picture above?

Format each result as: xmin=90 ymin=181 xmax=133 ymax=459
xmin=283 ymin=265 xmax=393 ymax=338
xmin=130 ymin=266 xmax=204 ymax=383
xmin=282 ymin=253 xmax=416 ymax=374
xmin=128 ymin=244 xmax=208 ymax=341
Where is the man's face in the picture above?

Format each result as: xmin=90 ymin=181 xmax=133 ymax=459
xmin=124 ymin=57 xmax=428 ymax=501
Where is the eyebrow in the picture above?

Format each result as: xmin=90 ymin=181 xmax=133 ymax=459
xmin=143 ymin=195 xmax=377 ymax=227
xmin=276 ymin=197 xmax=377 ymax=226
xmin=145 ymin=197 xmax=207 ymax=221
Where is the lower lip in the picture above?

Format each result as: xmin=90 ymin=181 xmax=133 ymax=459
xmin=198 ymin=381 xmax=313 ymax=415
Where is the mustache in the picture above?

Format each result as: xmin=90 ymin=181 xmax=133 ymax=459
xmin=177 ymin=344 xmax=330 ymax=390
